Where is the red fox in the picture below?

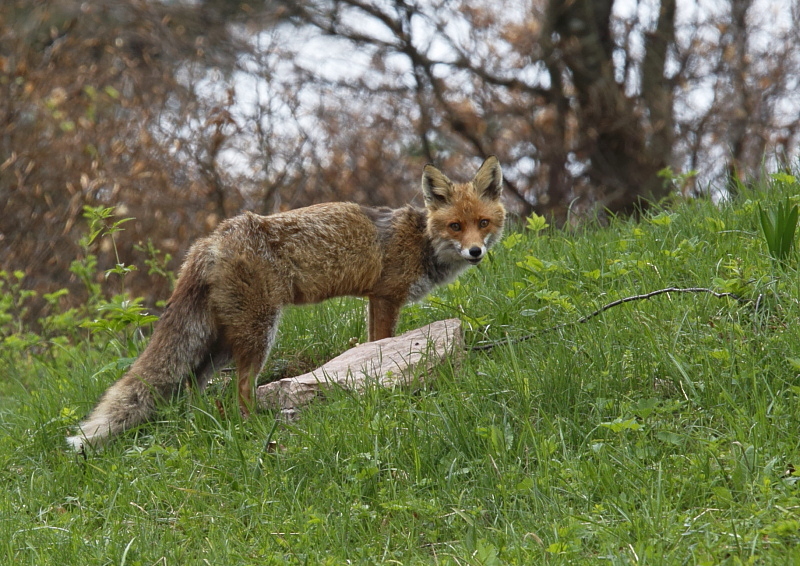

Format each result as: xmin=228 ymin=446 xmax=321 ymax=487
xmin=67 ymin=156 xmax=505 ymax=450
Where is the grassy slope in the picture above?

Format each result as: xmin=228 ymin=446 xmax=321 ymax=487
xmin=2 ymin=183 xmax=800 ymax=564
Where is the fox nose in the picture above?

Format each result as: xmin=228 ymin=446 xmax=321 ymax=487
xmin=468 ymin=246 xmax=483 ymax=258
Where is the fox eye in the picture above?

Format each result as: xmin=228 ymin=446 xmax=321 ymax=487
xmin=479 ymin=219 xmax=489 ymax=228
xmin=449 ymin=222 xmax=461 ymax=232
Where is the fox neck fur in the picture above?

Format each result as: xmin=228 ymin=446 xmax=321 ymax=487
xmin=66 ymin=156 xmax=505 ymax=451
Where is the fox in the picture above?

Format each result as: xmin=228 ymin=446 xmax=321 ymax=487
xmin=66 ymin=156 xmax=505 ymax=451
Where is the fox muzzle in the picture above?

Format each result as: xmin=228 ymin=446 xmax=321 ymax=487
xmin=464 ymin=245 xmax=485 ymax=264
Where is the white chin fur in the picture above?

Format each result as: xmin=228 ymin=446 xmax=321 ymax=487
xmin=460 ymin=248 xmax=485 ymax=261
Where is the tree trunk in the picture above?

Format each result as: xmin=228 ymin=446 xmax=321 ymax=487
xmin=550 ymin=0 xmax=676 ymax=215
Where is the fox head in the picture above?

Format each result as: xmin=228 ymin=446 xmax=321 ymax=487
xmin=422 ymin=156 xmax=506 ymax=266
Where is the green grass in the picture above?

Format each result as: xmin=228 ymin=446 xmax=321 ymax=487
xmin=3 ymin=178 xmax=800 ymax=564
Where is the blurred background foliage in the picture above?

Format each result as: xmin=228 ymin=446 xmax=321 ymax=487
xmin=2 ymin=0 xmax=799 ymax=323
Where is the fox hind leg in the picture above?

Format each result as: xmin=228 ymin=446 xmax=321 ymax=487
xmin=209 ymin=257 xmax=284 ymax=418
xmin=190 ymin=338 xmax=232 ymax=392
xmin=216 ymin=306 xmax=281 ymax=418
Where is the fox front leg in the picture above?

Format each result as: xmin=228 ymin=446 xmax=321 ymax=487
xmin=367 ymin=297 xmax=402 ymax=341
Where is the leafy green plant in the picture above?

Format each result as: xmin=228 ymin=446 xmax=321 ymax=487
xmin=0 ymin=270 xmax=35 ymax=337
xmin=69 ymin=205 xmax=135 ymax=302
xmin=657 ymin=165 xmax=698 ymax=193
xmin=526 ymin=212 xmax=549 ymax=233
xmin=69 ymin=207 xmax=164 ymax=351
xmin=758 ymin=196 xmax=799 ymax=265
xmin=81 ymin=204 xmax=136 ymax=280
xmin=134 ymin=239 xmax=175 ymax=287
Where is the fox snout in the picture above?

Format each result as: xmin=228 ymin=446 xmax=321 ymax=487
xmin=463 ymin=245 xmax=486 ymax=264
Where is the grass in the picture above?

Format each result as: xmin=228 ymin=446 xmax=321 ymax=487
xmin=3 ymin=176 xmax=800 ymax=564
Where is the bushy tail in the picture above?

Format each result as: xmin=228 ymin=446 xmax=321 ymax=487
xmin=67 ymin=247 xmax=217 ymax=451
xmin=65 ymin=366 xmax=167 ymax=451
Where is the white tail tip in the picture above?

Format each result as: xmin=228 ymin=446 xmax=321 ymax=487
xmin=66 ymin=417 xmax=113 ymax=452
xmin=65 ymin=434 xmax=87 ymax=453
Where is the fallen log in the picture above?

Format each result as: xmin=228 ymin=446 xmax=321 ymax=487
xmin=255 ymin=318 xmax=463 ymax=411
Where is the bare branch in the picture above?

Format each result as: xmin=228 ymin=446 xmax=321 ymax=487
xmin=470 ymin=287 xmax=751 ymax=352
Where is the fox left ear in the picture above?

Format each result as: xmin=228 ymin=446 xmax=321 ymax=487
xmin=421 ymin=164 xmax=454 ymax=208
xmin=473 ymin=155 xmax=503 ymax=200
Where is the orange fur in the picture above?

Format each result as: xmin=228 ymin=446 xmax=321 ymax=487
xmin=67 ymin=157 xmax=505 ymax=450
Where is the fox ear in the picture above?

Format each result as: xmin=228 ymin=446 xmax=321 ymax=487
xmin=421 ymin=164 xmax=453 ymax=208
xmin=473 ymin=155 xmax=503 ymax=200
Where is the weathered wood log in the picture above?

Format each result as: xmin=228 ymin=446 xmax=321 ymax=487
xmin=255 ymin=318 xmax=463 ymax=411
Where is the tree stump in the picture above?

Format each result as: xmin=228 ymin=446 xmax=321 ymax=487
xmin=255 ymin=318 xmax=463 ymax=411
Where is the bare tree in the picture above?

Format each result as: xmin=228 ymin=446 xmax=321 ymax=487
xmin=277 ymin=0 xmax=680 ymax=221
xmin=0 ymin=0 xmax=274 ymax=317
xmin=278 ymin=0 xmax=800 ymax=217
xmin=674 ymin=0 xmax=800 ymax=193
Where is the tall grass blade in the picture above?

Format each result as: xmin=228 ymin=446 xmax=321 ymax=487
xmin=758 ymin=197 xmax=798 ymax=265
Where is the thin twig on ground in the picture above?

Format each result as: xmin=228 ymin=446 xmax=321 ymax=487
xmin=470 ymin=287 xmax=751 ymax=352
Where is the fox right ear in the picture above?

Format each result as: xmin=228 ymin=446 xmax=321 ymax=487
xmin=421 ymin=164 xmax=453 ymax=208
